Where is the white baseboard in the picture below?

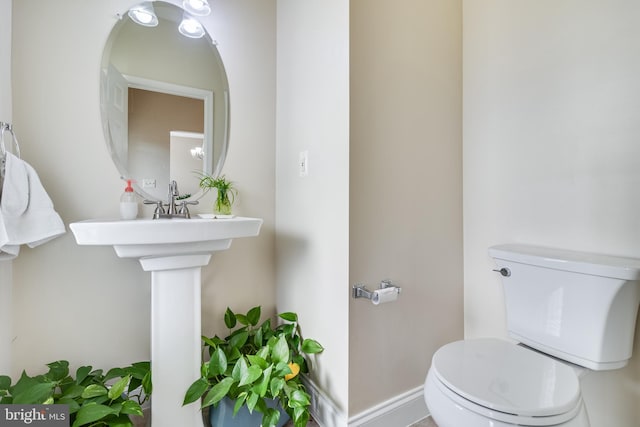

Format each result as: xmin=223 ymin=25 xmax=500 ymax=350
xmin=304 ymin=377 xmax=348 ymax=426
xmin=304 ymin=379 xmax=429 ymax=427
xmin=348 ymin=386 xmax=429 ymax=427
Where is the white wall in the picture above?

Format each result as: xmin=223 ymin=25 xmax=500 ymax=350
xmin=10 ymin=0 xmax=275 ymax=377
xmin=0 ymin=0 xmax=12 ymax=376
xmin=349 ymin=0 xmax=462 ymax=417
xmin=276 ymin=0 xmax=350 ymax=424
xmin=464 ymin=1 xmax=640 ymax=426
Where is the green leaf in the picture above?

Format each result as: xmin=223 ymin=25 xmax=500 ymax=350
xmin=301 ymin=338 xmax=324 ymax=354
xmin=256 ymin=346 xmax=270 ymax=360
xmin=233 ymin=393 xmax=247 ymax=415
xmin=232 ymin=357 xmax=262 ymax=387
xmin=45 ymin=360 xmax=70 ymax=382
xmin=72 ymin=403 xmax=118 ymax=427
xmin=75 ymin=366 xmax=92 ymax=385
xmin=270 ymin=377 xmax=285 ymax=397
xmin=56 ymin=397 xmax=80 ymax=414
xmin=262 ymin=408 xmax=281 ymax=427
xmin=228 ymin=330 xmax=249 ymax=350
xmin=239 ymin=365 xmax=262 ymax=387
xmin=129 ymin=361 xmax=151 ymax=379
xmin=247 ymin=306 xmax=261 ymax=326
xmin=61 ymin=384 xmax=85 ymax=399
xmin=202 ymin=336 xmax=219 ymax=348
xmin=278 ymin=312 xmax=297 ymax=322
xmin=236 ymin=314 xmax=249 ymax=325
xmin=105 ymin=413 xmax=134 ymax=427
xmin=254 ymin=365 xmax=272 ymax=397
xmin=261 ymin=318 xmax=272 ymax=333
xmin=272 ymin=336 xmax=289 ymax=364
xmin=224 ymin=307 xmax=237 ymax=329
xmin=108 ymin=375 xmax=130 ymax=400
xmin=11 ymin=372 xmax=39 ymax=397
xmin=120 ymin=400 xmax=143 ymax=416
xmin=232 ymin=357 xmax=246 ymax=383
xmin=246 ymin=392 xmax=259 ymax=413
xmin=254 ymin=327 xmax=263 ymax=348
xmin=0 ymin=375 xmax=11 ymax=390
xmin=12 ymin=382 xmax=55 ymax=404
xmin=202 ymin=377 xmax=234 ymax=407
xmin=292 ymin=407 xmax=310 ymax=426
xmin=280 ymin=324 xmax=295 ymax=338
xmin=142 ymin=371 xmax=152 ymax=396
xmin=209 ymin=347 xmax=228 ymax=377
xmin=246 ymin=355 xmax=268 ymax=369
xmin=105 ymin=368 xmax=126 ymax=382
xmin=288 ymin=389 xmax=310 ymax=408
xmin=183 ymin=378 xmax=209 ymax=405
xmin=82 ymin=384 xmax=108 ymax=399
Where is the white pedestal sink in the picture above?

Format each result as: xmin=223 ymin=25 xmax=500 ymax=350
xmin=69 ymin=217 xmax=263 ymax=427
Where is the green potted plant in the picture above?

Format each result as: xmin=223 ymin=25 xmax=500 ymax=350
xmin=183 ymin=306 xmax=324 ymax=427
xmin=0 ymin=360 xmax=151 ymax=427
xmin=198 ymin=173 xmax=237 ymax=216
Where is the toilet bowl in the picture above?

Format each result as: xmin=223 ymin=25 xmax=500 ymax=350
xmin=424 ymin=338 xmax=590 ymax=427
xmin=424 ymin=244 xmax=640 ymax=427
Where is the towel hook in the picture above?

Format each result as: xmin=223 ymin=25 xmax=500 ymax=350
xmin=0 ymin=122 xmax=21 ymax=159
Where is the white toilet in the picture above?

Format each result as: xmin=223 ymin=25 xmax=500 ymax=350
xmin=424 ymin=244 xmax=640 ymax=427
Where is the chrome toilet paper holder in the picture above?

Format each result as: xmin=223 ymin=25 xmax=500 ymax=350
xmin=352 ymin=280 xmax=401 ymax=300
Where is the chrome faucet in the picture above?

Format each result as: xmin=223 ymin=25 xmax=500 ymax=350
xmin=144 ymin=180 xmax=198 ymax=219
xmin=167 ymin=180 xmax=179 ymax=216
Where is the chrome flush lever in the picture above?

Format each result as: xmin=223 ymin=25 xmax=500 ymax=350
xmin=492 ymin=267 xmax=511 ymax=277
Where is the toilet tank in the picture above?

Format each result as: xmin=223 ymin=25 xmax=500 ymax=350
xmin=489 ymin=244 xmax=640 ymax=370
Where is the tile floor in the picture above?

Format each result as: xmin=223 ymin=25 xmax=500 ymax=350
xmin=283 ymin=416 xmax=438 ymax=426
xmin=409 ymin=417 xmax=438 ymax=427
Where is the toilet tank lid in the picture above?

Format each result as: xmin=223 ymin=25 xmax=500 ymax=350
xmin=489 ymin=244 xmax=640 ymax=280
xmin=431 ymin=338 xmax=581 ymax=418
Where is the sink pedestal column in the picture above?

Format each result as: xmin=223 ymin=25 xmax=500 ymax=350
xmin=140 ymin=254 xmax=211 ymax=427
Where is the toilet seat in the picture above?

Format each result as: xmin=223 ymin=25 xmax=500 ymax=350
xmin=430 ymin=338 xmax=583 ymax=426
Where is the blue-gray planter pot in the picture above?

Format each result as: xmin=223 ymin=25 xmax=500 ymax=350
xmin=209 ymin=397 xmax=290 ymax=427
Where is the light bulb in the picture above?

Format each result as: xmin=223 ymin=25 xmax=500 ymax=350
xmin=128 ymin=3 xmax=158 ymax=27
xmin=178 ymin=15 xmax=205 ymax=39
xmin=183 ymin=0 xmax=211 ymax=16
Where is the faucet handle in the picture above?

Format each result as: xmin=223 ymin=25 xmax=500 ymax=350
xmin=144 ymin=200 xmax=166 ymax=219
xmin=178 ymin=200 xmax=198 ymax=219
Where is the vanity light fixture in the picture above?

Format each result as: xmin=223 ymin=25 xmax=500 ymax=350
xmin=178 ymin=14 xmax=205 ymax=39
xmin=128 ymin=2 xmax=158 ymax=27
xmin=182 ymin=0 xmax=211 ymax=16
xmin=190 ymin=146 xmax=205 ymax=160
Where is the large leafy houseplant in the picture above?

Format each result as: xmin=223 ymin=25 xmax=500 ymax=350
xmin=0 ymin=360 xmax=151 ymax=427
xmin=184 ymin=306 xmax=324 ymax=427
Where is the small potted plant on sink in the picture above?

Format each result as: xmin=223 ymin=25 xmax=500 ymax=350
xmin=198 ymin=173 xmax=237 ymax=216
xmin=183 ymin=306 xmax=324 ymax=427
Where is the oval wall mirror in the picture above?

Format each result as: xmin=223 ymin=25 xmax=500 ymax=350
xmin=100 ymin=1 xmax=229 ymax=201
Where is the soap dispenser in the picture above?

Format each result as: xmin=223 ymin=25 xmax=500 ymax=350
xmin=120 ymin=179 xmax=138 ymax=220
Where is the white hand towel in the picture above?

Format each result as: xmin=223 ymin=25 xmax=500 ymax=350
xmin=0 ymin=152 xmax=66 ymax=251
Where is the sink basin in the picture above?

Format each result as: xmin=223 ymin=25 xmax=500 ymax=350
xmin=69 ymin=216 xmax=263 ymax=427
xmin=70 ymin=217 xmax=263 ymax=259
